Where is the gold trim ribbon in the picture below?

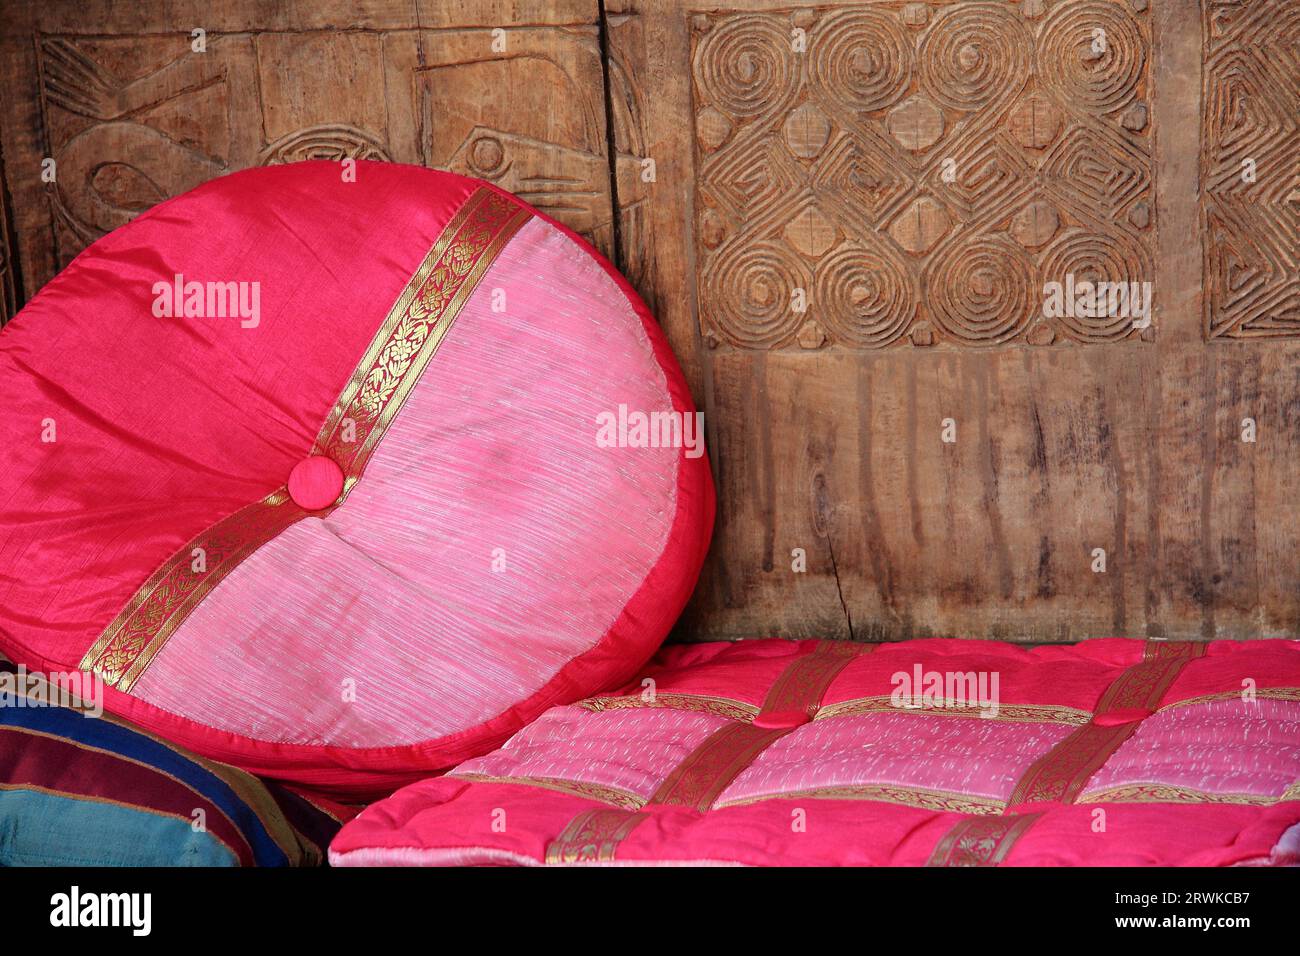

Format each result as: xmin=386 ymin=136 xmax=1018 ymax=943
xmin=925 ymin=813 xmax=1045 ymax=867
xmin=81 ymin=187 xmax=530 ymax=690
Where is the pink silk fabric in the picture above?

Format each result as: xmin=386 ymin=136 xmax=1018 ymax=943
xmin=0 ymin=162 xmax=714 ymax=796
xmin=131 ymin=215 xmax=681 ymax=748
xmin=329 ymin=638 xmax=1300 ymax=866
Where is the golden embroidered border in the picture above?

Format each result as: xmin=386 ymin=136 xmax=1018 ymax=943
xmin=1078 ymin=782 xmax=1300 ymax=806
xmin=545 ymin=808 xmax=648 ymax=864
xmin=578 ymin=693 xmax=759 ymax=722
xmin=815 ymin=696 xmax=1092 ymax=725
xmin=1161 ymin=686 xmax=1300 ymax=710
xmin=818 ymin=683 xmax=1299 ymax=725
xmin=543 ymin=641 xmax=865 ymax=863
xmin=79 ymin=188 xmax=530 ymax=690
xmin=716 ymin=783 xmax=1005 ymax=815
xmin=449 ymin=773 xmax=645 ymax=811
xmin=926 ymin=813 xmax=1045 ymax=867
xmin=80 ymin=490 xmax=307 ymax=688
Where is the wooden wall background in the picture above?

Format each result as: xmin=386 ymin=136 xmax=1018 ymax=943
xmin=0 ymin=0 xmax=1296 ymax=643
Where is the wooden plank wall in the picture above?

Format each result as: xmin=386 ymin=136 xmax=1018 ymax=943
xmin=0 ymin=0 xmax=1295 ymax=642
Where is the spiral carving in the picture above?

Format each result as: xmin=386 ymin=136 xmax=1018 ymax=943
xmin=686 ymin=5 xmax=1155 ymax=350
xmin=926 ymin=237 xmax=1037 ymax=346
xmin=918 ymin=3 xmax=1031 ymax=112
xmin=1038 ymin=2 xmax=1145 ymax=114
xmin=703 ymin=240 xmax=807 ymax=348
xmin=1039 ymin=229 xmax=1153 ymax=343
xmin=815 ymin=242 xmax=915 ymax=348
xmin=693 ymin=17 xmax=799 ymax=119
xmin=809 ymin=10 xmax=913 ymax=113
xmin=259 ymin=124 xmax=391 ymax=165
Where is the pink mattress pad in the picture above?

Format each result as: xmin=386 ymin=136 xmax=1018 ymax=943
xmin=330 ymin=637 xmax=1300 ymax=865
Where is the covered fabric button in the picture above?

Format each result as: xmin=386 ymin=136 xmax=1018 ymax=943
xmin=752 ymin=709 xmax=814 ymax=730
xmin=288 ymin=455 xmax=345 ymax=511
xmin=1092 ymin=707 xmax=1154 ymax=726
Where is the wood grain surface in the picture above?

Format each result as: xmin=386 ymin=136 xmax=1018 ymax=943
xmin=0 ymin=0 xmax=1295 ymax=642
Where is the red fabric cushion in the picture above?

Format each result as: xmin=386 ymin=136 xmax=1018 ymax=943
xmin=0 ymin=162 xmax=713 ymax=798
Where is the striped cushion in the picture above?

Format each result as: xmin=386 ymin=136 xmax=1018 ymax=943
xmin=0 ymin=659 xmax=346 ymax=866
xmin=330 ymin=638 xmax=1300 ymax=866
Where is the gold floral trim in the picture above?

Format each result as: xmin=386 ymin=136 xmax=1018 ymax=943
xmin=716 ymin=783 xmax=1005 ymax=815
xmin=314 ymin=189 xmax=530 ymax=500
xmin=1078 ymin=782 xmax=1300 ymax=806
xmin=545 ymin=809 xmax=648 ymax=864
xmin=815 ymin=696 xmax=1092 ymax=725
xmin=577 ymin=693 xmax=759 ymax=722
xmin=80 ymin=188 xmax=530 ymax=690
xmin=78 ymin=490 xmax=306 ymax=688
xmin=1159 ymin=687 xmax=1300 ymax=710
xmin=449 ymin=773 xmax=646 ymax=811
xmin=926 ymin=813 xmax=1044 ymax=867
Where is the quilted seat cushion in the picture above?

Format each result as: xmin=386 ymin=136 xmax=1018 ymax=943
xmin=0 ymin=161 xmax=713 ymax=797
xmin=329 ymin=637 xmax=1300 ymax=866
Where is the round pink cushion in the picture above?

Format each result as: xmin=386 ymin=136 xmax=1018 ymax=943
xmin=0 ymin=162 xmax=714 ymax=797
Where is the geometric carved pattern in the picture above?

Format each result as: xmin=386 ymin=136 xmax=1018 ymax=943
xmin=1201 ymin=0 xmax=1300 ymax=339
xmin=691 ymin=1 xmax=1155 ymax=350
xmin=258 ymin=124 xmax=393 ymax=165
xmin=36 ymin=36 xmax=230 ymax=266
xmin=29 ymin=28 xmax=643 ymax=275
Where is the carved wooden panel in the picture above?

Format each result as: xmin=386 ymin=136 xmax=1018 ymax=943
xmin=1201 ymin=0 xmax=1300 ymax=339
xmin=380 ymin=26 xmax=642 ymax=260
xmin=0 ymin=1 xmax=635 ymax=296
xmin=4 ymin=0 xmax=1300 ymax=644
xmin=690 ymin=1 xmax=1155 ymax=351
xmin=611 ymin=0 xmax=1300 ymax=643
xmin=34 ymin=33 xmax=250 ymax=272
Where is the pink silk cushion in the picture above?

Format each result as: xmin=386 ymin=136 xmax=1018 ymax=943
xmin=0 ymin=161 xmax=714 ymax=798
xmin=329 ymin=638 xmax=1300 ymax=865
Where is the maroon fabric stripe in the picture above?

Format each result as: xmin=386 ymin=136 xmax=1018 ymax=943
xmin=650 ymin=722 xmax=788 ymax=812
xmin=0 ymin=727 xmax=254 ymax=865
